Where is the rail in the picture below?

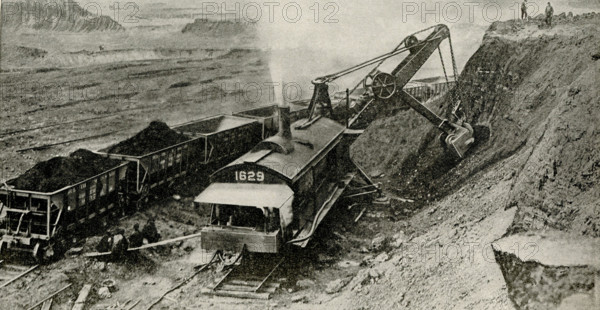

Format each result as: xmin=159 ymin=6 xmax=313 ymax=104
xmin=0 ymin=264 xmax=39 ymax=288
xmin=145 ymin=251 xmax=219 ymax=310
xmin=212 ymin=245 xmax=246 ymax=291
xmin=203 ymin=249 xmax=285 ymax=299
xmin=253 ymin=257 xmax=284 ymax=293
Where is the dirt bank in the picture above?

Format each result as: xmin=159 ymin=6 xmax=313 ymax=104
xmin=353 ymin=13 xmax=600 ymax=234
xmin=345 ymin=13 xmax=600 ymax=309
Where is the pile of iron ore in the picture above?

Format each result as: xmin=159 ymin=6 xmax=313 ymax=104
xmin=9 ymin=149 xmax=122 ymax=192
xmin=104 ymin=121 xmax=189 ymax=156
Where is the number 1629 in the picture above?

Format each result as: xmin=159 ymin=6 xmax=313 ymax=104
xmin=235 ymin=171 xmax=265 ymax=182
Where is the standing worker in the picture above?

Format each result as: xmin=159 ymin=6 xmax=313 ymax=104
xmin=521 ymin=0 xmax=528 ymax=20
xmin=545 ymin=2 xmax=554 ymax=27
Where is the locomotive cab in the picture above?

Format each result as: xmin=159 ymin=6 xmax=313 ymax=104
xmin=195 ymin=183 xmax=293 ymax=253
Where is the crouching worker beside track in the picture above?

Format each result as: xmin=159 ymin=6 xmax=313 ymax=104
xmin=95 ymin=229 xmax=129 ymax=259
xmin=111 ymin=229 xmax=129 ymax=259
xmin=96 ymin=231 xmax=113 ymax=253
xmin=129 ymin=223 xmax=144 ymax=248
xmin=142 ymin=218 xmax=161 ymax=244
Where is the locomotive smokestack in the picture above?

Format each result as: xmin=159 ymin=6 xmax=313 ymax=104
xmin=270 ymin=71 xmax=293 ymax=152
xmin=278 ymin=104 xmax=292 ymax=140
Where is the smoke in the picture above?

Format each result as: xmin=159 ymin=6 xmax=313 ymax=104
xmin=256 ymin=0 xmax=477 ymax=102
xmin=256 ymin=0 xmax=593 ymax=102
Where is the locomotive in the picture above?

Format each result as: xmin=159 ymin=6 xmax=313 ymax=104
xmin=196 ymin=105 xmax=358 ymax=253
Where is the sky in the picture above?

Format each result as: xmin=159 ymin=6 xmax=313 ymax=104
xmin=252 ymin=0 xmax=598 ymax=98
xmin=38 ymin=0 xmax=598 ymax=99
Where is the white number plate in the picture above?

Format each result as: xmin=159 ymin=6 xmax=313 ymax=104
xmin=235 ymin=171 xmax=265 ymax=182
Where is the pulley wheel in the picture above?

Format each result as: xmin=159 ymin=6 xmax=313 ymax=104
xmin=405 ymin=35 xmax=419 ymax=54
xmin=370 ymin=72 xmax=397 ymax=99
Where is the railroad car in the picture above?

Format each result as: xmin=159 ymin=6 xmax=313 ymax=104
xmin=0 ymin=114 xmax=269 ymax=259
xmin=0 ymin=162 xmax=128 ymax=259
xmin=95 ymin=115 xmax=263 ymax=209
xmin=195 ymin=106 xmax=357 ymax=253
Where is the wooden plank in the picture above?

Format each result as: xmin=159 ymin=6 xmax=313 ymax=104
xmin=83 ymin=232 xmax=203 ymax=258
xmin=218 ymin=282 xmax=280 ymax=292
xmin=17 ymin=132 xmax=117 ymax=153
xmin=40 ymin=299 xmax=53 ymax=310
xmin=83 ymin=251 xmax=112 ymax=258
xmin=200 ymin=287 xmax=271 ymax=300
xmin=72 ymin=284 xmax=92 ymax=310
xmin=0 ymin=265 xmax=39 ymax=288
xmin=126 ymin=300 xmax=140 ymax=310
xmin=129 ymin=232 xmax=202 ymax=251
xmin=354 ymin=207 xmax=367 ymax=223
xmin=219 ymin=284 xmax=258 ymax=292
xmin=27 ymin=284 xmax=72 ymax=310
xmin=227 ymin=279 xmax=263 ymax=286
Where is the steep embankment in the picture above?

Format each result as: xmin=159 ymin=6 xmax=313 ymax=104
xmin=343 ymin=13 xmax=600 ymax=310
xmin=1 ymin=0 xmax=124 ymax=32
xmin=353 ymin=13 xmax=600 ymax=233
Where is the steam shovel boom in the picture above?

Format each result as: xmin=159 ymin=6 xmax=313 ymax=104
xmin=306 ymin=24 xmax=478 ymax=158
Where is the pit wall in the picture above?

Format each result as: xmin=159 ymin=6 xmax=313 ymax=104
xmin=494 ymin=250 xmax=596 ymax=309
xmin=350 ymin=14 xmax=600 ymax=310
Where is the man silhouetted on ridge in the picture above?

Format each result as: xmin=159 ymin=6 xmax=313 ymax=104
xmin=545 ymin=2 xmax=554 ymax=27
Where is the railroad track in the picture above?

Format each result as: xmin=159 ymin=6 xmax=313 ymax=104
xmin=201 ymin=252 xmax=286 ymax=300
xmin=0 ymin=261 xmax=39 ymax=289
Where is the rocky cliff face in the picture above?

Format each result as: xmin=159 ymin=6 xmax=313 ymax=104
xmin=1 ymin=0 xmax=124 ymax=32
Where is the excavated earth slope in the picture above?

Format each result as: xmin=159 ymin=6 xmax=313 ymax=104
xmin=353 ymin=13 xmax=600 ymax=237
xmin=343 ymin=13 xmax=600 ymax=310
